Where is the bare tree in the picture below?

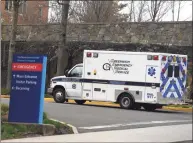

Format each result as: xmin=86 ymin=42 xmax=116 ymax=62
xmin=146 ymin=1 xmax=172 ymax=22
xmin=177 ymin=1 xmax=182 ymax=21
xmin=6 ymin=0 xmax=21 ymax=89
xmin=56 ymin=0 xmax=70 ymax=76
xmin=126 ymin=1 xmax=172 ymax=22
xmin=67 ymin=1 xmax=128 ymax=23
xmin=172 ymin=0 xmax=182 ymax=21
xmin=137 ymin=1 xmax=147 ymax=22
xmin=6 ymin=0 xmax=50 ymax=89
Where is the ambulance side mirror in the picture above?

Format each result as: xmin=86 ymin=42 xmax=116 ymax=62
xmin=65 ymin=69 xmax=69 ymax=76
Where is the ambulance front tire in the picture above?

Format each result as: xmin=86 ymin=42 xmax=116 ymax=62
xmin=119 ymin=94 xmax=134 ymax=109
xmin=53 ymin=88 xmax=66 ymax=103
xmin=74 ymin=100 xmax=86 ymax=105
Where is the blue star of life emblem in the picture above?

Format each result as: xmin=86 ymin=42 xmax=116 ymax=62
xmin=148 ymin=67 xmax=156 ymax=76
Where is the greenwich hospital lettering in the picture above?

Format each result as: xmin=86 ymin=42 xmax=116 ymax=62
xmin=105 ymin=59 xmax=132 ymax=74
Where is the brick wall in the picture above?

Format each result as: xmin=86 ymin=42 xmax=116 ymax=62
xmin=1 ymin=0 xmax=48 ymax=24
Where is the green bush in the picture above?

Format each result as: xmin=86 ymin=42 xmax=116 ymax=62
xmin=43 ymin=112 xmax=48 ymax=120
xmin=1 ymin=104 xmax=9 ymax=116
xmin=43 ymin=119 xmax=63 ymax=129
xmin=44 ymin=94 xmax=52 ymax=98
xmin=1 ymin=88 xmax=10 ymax=95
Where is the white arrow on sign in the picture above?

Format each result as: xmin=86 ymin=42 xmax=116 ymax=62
xmin=12 ymin=87 xmax=14 ymax=90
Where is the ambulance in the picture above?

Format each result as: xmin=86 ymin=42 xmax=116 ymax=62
xmin=47 ymin=50 xmax=188 ymax=111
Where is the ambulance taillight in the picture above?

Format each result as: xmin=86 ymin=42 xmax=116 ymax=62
xmin=183 ymin=57 xmax=186 ymax=62
xmin=153 ymin=55 xmax=159 ymax=60
xmin=162 ymin=56 xmax=167 ymax=61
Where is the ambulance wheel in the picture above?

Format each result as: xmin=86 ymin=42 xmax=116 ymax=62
xmin=143 ymin=104 xmax=156 ymax=111
xmin=119 ymin=94 xmax=134 ymax=109
xmin=75 ymin=100 xmax=86 ymax=105
xmin=53 ymin=88 xmax=66 ymax=103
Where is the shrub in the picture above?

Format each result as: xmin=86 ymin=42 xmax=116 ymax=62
xmin=1 ymin=104 xmax=9 ymax=116
xmin=43 ymin=112 xmax=48 ymax=120
xmin=44 ymin=94 xmax=52 ymax=98
xmin=1 ymin=88 xmax=10 ymax=95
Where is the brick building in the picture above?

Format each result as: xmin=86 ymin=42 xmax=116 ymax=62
xmin=1 ymin=0 xmax=49 ymax=24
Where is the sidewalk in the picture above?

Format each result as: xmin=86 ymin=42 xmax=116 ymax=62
xmin=2 ymin=124 xmax=192 ymax=142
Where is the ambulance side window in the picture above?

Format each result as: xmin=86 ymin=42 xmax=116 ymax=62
xmin=174 ymin=66 xmax=180 ymax=77
xmin=168 ymin=65 xmax=173 ymax=77
xmin=68 ymin=66 xmax=82 ymax=77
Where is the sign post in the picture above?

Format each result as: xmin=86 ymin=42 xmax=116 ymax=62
xmin=8 ymin=54 xmax=47 ymax=124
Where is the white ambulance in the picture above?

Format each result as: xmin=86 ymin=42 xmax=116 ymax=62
xmin=47 ymin=50 xmax=188 ymax=111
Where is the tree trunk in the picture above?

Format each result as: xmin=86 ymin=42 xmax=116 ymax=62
xmin=56 ymin=0 xmax=70 ymax=76
xmin=6 ymin=0 xmax=20 ymax=89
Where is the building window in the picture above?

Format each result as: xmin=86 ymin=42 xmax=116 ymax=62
xmin=5 ymin=0 xmax=12 ymax=11
xmin=18 ymin=0 xmax=27 ymax=14
xmin=39 ymin=7 xmax=42 ymax=18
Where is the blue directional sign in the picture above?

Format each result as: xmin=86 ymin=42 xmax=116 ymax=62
xmin=8 ymin=54 xmax=47 ymax=124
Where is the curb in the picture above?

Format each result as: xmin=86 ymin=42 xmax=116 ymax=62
xmin=50 ymin=118 xmax=78 ymax=134
xmin=162 ymin=107 xmax=192 ymax=112
xmin=1 ymin=95 xmax=10 ymax=98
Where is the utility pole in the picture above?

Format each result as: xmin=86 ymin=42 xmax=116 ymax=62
xmin=56 ymin=0 xmax=70 ymax=76
xmin=6 ymin=0 xmax=20 ymax=89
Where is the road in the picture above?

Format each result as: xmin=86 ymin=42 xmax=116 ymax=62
xmin=2 ymin=98 xmax=192 ymax=133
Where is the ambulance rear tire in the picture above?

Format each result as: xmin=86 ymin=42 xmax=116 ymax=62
xmin=53 ymin=88 xmax=66 ymax=103
xmin=119 ymin=94 xmax=134 ymax=109
xmin=75 ymin=100 xmax=86 ymax=105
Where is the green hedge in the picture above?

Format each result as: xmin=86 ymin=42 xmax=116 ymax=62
xmin=1 ymin=104 xmax=9 ymax=116
xmin=1 ymin=88 xmax=10 ymax=95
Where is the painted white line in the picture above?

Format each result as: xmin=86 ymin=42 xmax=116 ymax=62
xmin=79 ymin=120 xmax=192 ymax=130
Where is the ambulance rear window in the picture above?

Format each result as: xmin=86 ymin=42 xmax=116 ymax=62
xmin=168 ymin=65 xmax=173 ymax=77
xmin=174 ymin=66 xmax=180 ymax=77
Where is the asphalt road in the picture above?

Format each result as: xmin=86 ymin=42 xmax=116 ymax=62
xmin=2 ymin=98 xmax=192 ymax=133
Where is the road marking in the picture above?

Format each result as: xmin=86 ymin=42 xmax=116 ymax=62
xmin=79 ymin=120 xmax=192 ymax=130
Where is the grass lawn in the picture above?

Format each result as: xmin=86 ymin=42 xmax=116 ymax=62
xmin=1 ymin=104 xmax=73 ymax=140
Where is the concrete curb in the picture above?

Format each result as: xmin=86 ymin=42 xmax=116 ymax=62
xmin=2 ymin=95 xmax=192 ymax=112
xmin=162 ymin=107 xmax=192 ymax=112
xmin=50 ymin=118 xmax=78 ymax=134
xmin=1 ymin=95 xmax=10 ymax=98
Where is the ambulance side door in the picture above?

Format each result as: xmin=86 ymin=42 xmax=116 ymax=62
xmin=65 ymin=65 xmax=83 ymax=98
xmin=145 ymin=65 xmax=160 ymax=102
